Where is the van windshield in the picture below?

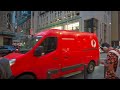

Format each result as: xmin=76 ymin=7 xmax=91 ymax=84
xmin=19 ymin=36 xmax=42 ymax=54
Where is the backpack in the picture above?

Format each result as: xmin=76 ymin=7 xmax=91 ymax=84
xmin=109 ymin=50 xmax=120 ymax=79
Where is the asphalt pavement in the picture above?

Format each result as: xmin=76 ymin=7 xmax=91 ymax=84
xmin=66 ymin=53 xmax=107 ymax=79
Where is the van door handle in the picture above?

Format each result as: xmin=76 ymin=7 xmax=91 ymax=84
xmin=53 ymin=57 xmax=58 ymax=60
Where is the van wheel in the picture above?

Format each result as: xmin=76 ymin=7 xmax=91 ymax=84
xmin=87 ymin=62 xmax=95 ymax=74
xmin=17 ymin=74 xmax=36 ymax=79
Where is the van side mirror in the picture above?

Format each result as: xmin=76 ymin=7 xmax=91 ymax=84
xmin=34 ymin=46 xmax=44 ymax=57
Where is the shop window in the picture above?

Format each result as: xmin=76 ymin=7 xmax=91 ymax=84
xmin=65 ymin=22 xmax=79 ymax=30
xmin=3 ymin=38 xmax=12 ymax=45
xmin=51 ymin=26 xmax=62 ymax=30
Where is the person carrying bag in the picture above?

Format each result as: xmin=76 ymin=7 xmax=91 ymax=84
xmin=109 ymin=50 xmax=120 ymax=79
xmin=101 ymin=43 xmax=120 ymax=79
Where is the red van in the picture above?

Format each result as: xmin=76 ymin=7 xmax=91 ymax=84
xmin=4 ymin=29 xmax=100 ymax=79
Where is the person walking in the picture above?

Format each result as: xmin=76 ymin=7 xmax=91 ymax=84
xmin=101 ymin=43 xmax=120 ymax=79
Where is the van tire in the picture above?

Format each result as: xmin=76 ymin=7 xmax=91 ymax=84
xmin=87 ymin=61 xmax=95 ymax=74
xmin=16 ymin=74 xmax=36 ymax=79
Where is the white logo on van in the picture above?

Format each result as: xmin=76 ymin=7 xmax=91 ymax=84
xmin=91 ymin=39 xmax=96 ymax=48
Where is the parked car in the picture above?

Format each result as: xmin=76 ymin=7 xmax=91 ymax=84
xmin=0 ymin=46 xmax=10 ymax=56
xmin=0 ymin=45 xmax=16 ymax=57
xmin=4 ymin=45 xmax=16 ymax=53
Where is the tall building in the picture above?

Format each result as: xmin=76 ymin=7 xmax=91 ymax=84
xmin=14 ymin=11 xmax=31 ymax=43
xmin=80 ymin=11 xmax=111 ymax=45
xmin=111 ymin=11 xmax=120 ymax=47
xmin=31 ymin=11 xmax=111 ymax=44
xmin=0 ymin=11 xmax=14 ymax=46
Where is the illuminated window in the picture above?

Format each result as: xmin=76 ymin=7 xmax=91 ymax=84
xmin=51 ymin=26 xmax=63 ymax=30
xmin=65 ymin=22 xmax=79 ymax=30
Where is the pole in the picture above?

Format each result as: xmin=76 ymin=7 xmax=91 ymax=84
xmin=84 ymin=64 xmax=88 ymax=79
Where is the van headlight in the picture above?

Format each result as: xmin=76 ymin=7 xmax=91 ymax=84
xmin=9 ymin=59 xmax=16 ymax=66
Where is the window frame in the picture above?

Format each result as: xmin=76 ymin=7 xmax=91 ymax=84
xmin=39 ymin=37 xmax=58 ymax=55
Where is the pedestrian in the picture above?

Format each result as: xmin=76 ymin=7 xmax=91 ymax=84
xmin=101 ymin=43 xmax=120 ymax=79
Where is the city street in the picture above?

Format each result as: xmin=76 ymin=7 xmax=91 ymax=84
xmin=0 ymin=11 xmax=119 ymax=79
xmin=66 ymin=53 xmax=107 ymax=79
xmin=0 ymin=52 xmax=107 ymax=79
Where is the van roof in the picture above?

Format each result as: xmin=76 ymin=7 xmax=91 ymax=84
xmin=35 ymin=29 xmax=96 ymax=36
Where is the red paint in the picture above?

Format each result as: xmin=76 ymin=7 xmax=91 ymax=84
xmin=4 ymin=29 xmax=100 ymax=79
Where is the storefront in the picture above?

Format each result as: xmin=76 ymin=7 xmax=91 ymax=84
xmin=64 ymin=22 xmax=79 ymax=31
xmin=51 ymin=26 xmax=63 ymax=30
xmin=50 ymin=21 xmax=80 ymax=31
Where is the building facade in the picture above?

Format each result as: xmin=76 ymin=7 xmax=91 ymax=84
xmin=31 ymin=11 xmax=111 ymax=44
xmin=14 ymin=11 xmax=31 ymax=43
xmin=0 ymin=11 xmax=14 ymax=46
xmin=80 ymin=11 xmax=111 ymax=45
xmin=31 ymin=11 xmax=80 ymax=34
xmin=111 ymin=11 xmax=120 ymax=47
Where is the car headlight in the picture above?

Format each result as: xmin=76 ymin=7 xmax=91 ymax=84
xmin=9 ymin=59 xmax=16 ymax=66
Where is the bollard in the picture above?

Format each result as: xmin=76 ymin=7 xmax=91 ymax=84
xmin=104 ymin=65 xmax=107 ymax=78
xmin=83 ymin=64 xmax=88 ymax=79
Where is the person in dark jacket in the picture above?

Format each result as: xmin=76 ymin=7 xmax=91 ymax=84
xmin=0 ymin=58 xmax=12 ymax=79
